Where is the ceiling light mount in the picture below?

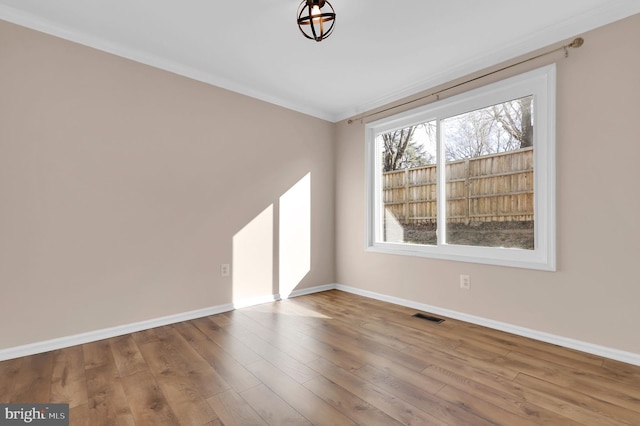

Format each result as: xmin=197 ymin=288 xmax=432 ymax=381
xmin=297 ymin=0 xmax=336 ymax=42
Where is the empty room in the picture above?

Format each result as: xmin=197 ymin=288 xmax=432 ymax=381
xmin=1 ymin=1 xmax=639 ymax=425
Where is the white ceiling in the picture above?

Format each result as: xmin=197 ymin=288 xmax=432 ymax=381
xmin=1 ymin=1 xmax=638 ymax=122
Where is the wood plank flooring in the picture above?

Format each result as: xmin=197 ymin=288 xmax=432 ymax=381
xmin=1 ymin=290 xmax=639 ymax=425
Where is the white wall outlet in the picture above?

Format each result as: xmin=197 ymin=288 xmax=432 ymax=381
xmin=220 ymin=264 xmax=230 ymax=277
xmin=460 ymin=274 xmax=471 ymax=290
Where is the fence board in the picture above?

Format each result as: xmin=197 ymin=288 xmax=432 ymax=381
xmin=382 ymin=148 xmax=533 ymax=224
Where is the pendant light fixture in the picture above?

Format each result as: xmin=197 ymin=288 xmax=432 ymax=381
xmin=297 ymin=0 xmax=336 ymax=42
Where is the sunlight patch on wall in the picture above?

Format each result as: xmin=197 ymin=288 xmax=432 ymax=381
xmin=279 ymin=173 xmax=311 ymax=298
xmin=384 ymin=207 xmax=404 ymax=243
xmin=232 ymin=205 xmax=273 ymax=308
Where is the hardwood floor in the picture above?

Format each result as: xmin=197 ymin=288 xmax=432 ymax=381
xmin=2 ymin=290 xmax=640 ymax=425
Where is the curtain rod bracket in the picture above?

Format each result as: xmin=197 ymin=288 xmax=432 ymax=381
xmin=565 ymin=37 xmax=584 ymax=57
xmin=568 ymin=37 xmax=584 ymax=49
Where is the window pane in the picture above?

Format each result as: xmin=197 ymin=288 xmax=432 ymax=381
xmin=367 ymin=65 xmax=555 ymax=270
xmin=442 ymin=96 xmax=534 ymax=249
xmin=378 ymin=122 xmax=437 ymax=244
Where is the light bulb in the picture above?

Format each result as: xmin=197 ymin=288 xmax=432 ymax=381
xmin=311 ymin=5 xmax=321 ymax=22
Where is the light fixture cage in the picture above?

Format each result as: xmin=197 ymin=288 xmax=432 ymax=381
xmin=297 ymin=0 xmax=336 ymax=42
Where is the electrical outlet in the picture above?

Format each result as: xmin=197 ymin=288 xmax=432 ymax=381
xmin=220 ymin=264 xmax=230 ymax=277
xmin=460 ymin=274 xmax=470 ymax=290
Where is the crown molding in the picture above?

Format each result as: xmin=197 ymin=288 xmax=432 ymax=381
xmin=0 ymin=5 xmax=336 ymax=122
xmin=2 ymin=2 xmax=638 ymax=124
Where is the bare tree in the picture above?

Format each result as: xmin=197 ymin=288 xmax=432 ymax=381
xmin=382 ymin=97 xmax=533 ymax=168
xmin=382 ymin=126 xmax=416 ymax=172
xmin=402 ymin=140 xmax=433 ymax=169
xmin=444 ymin=110 xmax=496 ymax=161
xmin=381 ymin=122 xmax=436 ymax=172
xmin=443 ymin=96 xmax=533 ymax=161
xmin=492 ymin=96 xmax=533 ymax=148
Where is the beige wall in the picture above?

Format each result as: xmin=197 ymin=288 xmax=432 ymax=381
xmin=0 ymin=20 xmax=335 ymax=350
xmin=335 ymin=14 xmax=640 ymax=355
xmin=2 ymin=14 xmax=638 ymax=358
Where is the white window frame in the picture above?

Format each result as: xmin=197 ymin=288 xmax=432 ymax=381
xmin=365 ymin=65 xmax=556 ymax=271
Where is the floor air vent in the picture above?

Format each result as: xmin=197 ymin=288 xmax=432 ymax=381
xmin=413 ymin=313 xmax=445 ymax=324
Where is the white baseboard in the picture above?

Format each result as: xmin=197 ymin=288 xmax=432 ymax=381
xmin=334 ymin=284 xmax=640 ymax=367
xmin=232 ymin=294 xmax=281 ymax=309
xmin=0 ymin=284 xmax=334 ymax=362
xmin=2 ymin=282 xmax=639 ymax=367
xmin=0 ymin=303 xmax=234 ymax=362
xmin=230 ymin=284 xmax=337 ymax=308
xmin=288 ymin=284 xmax=336 ymax=298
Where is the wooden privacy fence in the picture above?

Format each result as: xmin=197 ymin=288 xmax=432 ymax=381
xmin=383 ymin=147 xmax=534 ymax=224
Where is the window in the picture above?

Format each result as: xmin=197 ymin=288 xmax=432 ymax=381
xmin=365 ymin=65 xmax=556 ymax=270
